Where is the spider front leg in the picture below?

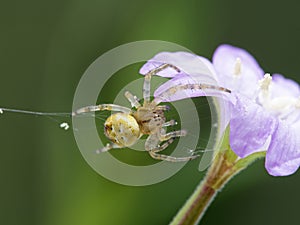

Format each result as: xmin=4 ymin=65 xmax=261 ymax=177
xmin=153 ymin=83 xmax=231 ymax=105
xmin=143 ymin=63 xmax=181 ymax=106
xmin=72 ymin=104 xmax=131 ymax=116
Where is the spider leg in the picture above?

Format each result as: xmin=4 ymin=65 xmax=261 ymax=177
xmin=155 ymin=105 xmax=170 ymax=111
xmin=124 ymin=91 xmax=141 ymax=108
xmin=153 ymin=83 xmax=231 ymax=105
xmin=152 ymin=138 xmax=175 ymax=153
xmin=162 ymin=120 xmax=177 ymax=127
xmin=145 ymin=133 xmax=161 ymax=151
xmin=96 ymin=142 xmax=122 ymax=153
xmin=149 ymin=150 xmax=199 ymax=162
xmin=145 ymin=129 xmax=197 ymax=162
xmin=159 ymin=130 xmax=187 ymax=141
xmin=143 ymin=63 xmax=181 ymax=106
xmin=72 ymin=104 xmax=131 ymax=116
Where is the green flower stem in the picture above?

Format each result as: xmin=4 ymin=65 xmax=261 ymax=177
xmin=170 ymin=128 xmax=265 ymax=225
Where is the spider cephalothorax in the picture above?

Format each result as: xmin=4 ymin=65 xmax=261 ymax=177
xmin=73 ymin=63 xmax=230 ymax=162
xmin=133 ymin=106 xmax=166 ymax=134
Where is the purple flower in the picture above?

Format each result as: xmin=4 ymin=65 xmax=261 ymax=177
xmin=213 ymin=44 xmax=300 ymax=176
xmin=140 ymin=45 xmax=300 ymax=176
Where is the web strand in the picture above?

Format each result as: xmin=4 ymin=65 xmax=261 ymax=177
xmin=0 ymin=107 xmax=72 ymax=117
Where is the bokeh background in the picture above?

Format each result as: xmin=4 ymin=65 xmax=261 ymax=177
xmin=1 ymin=0 xmax=299 ymax=225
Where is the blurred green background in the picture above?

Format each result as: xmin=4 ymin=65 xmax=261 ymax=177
xmin=1 ymin=0 xmax=300 ymax=225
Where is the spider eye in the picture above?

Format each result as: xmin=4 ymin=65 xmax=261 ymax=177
xmin=104 ymin=125 xmax=109 ymax=130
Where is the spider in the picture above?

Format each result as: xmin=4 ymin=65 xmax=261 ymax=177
xmin=72 ymin=63 xmax=231 ymax=162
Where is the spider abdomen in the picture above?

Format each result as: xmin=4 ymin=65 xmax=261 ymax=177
xmin=104 ymin=113 xmax=140 ymax=147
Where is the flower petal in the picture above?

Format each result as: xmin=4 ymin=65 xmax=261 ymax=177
xmin=230 ymin=95 xmax=278 ymax=157
xmin=139 ymin=51 xmax=218 ymax=79
xmin=271 ymin=74 xmax=300 ymax=98
xmin=213 ymin=44 xmax=264 ymax=98
xmin=265 ymin=121 xmax=300 ymax=176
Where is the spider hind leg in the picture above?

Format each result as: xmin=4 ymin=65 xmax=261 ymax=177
xmin=96 ymin=142 xmax=121 ymax=154
xmin=159 ymin=130 xmax=187 ymax=141
xmin=149 ymin=150 xmax=200 ymax=162
xmin=145 ymin=128 xmax=198 ymax=162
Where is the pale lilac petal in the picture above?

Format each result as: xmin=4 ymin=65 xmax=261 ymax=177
xmin=213 ymin=44 xmax=264 ymax=98
xmin=292 ymin=119 xmax=300 ymax=131
xmin=271 ymin=74 xmax=300 ymax=98
xmin=265 ymin=121 xmax=300 ymax=176
xmin=139 ymin=51 xmax=218 ymax=80
xmin=230 ymin=95 xmax=278 ymax=157
xmin=153 ymin=73 xmax=233 ymax=103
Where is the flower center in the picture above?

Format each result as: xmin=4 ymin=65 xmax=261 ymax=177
xmin=257 ymin=74 xmax=300 ymax=123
